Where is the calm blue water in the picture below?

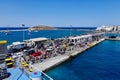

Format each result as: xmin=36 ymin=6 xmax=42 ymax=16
xmin=46 ymin=40 xmax=120 ymax=80
xmin=0 ymin=27 xmax=96 ymax=30
xmin=0 ymin=27 xmax=28 ymax=30
xmin=0 ymin=30 xmax=91 ymax=45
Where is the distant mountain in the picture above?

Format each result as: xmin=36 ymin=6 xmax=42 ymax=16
xmin=29 ymin=25 xmax=58 ymax=30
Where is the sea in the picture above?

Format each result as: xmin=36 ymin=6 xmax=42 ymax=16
xmin=1 ymin=27 xmax=120 ymax=80
xmin=0 ymin=27 xmax=95 ymax=45
xmin=46 ymin=40 xmax=120 ymax=80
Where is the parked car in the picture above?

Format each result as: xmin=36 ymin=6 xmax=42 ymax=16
xmin=15 ymin=52 xmax=23 ymax=57
xmin=24 ymin=48 xmax=35 ymax=55
xmin=30 ymin=52 xmax=42 ymax=57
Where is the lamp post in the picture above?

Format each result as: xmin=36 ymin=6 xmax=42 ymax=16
xmin=28 ymin=30 xmax=32 ymax=39
xmin=70 ymin=25 xmax=72 ymax=36
xmin=69 ymin=25 xmax=72 ymax=56
xmin=22 ymin=24 xmax=25 ymax=41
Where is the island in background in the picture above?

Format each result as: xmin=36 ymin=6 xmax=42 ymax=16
xmin=29 ymin=25 xmax=58 ymax=30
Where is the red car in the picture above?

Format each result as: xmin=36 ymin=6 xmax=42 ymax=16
xmin=30 ymin=52 xmax=42 ymax=57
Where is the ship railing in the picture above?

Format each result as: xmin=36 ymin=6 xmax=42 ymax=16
xmin=29 ymin=64 xmax=54 ymax=80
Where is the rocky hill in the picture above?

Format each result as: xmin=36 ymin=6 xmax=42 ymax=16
xmin=29 ymin=25 xmax=58 ymax=30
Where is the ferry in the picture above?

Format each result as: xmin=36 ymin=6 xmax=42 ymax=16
xmin=0 ymin=39 xmax=53 ymax=80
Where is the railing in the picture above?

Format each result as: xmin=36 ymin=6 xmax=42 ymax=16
xmin=30 ymin=64 xmax=54 ymax=80
xmin=18 ymin=64 xmax=53 ymax=80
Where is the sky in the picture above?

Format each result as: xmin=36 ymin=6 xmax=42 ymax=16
xmin=0 ymin=0 xmax=120 ymax=27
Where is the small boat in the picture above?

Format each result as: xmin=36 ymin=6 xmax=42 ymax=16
xmin=34 ymin=30 xmax=38 ymax=32
xmin=28 ymin=30 xmax=32 ymax=32
xmin=28 ymin=30 xmax=32 ymax=35
xmin=109 ymin=36 xmax=117 ymax=38
xmin=5 ymin=30 xmax=10 ymax=35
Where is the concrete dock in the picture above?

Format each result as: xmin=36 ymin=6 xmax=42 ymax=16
xmin=33 ymin=38 xmax=105 ymax=71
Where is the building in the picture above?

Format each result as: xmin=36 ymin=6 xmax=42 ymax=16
xmin=96 ymin=25 xmax=120 ymax=32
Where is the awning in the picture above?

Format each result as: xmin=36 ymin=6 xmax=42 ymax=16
xmin=69 ymin=34 xmax=92 ymax=40
xmin=29 ymin=37 xmax=48 ymax=42
xmin=12 ymin=42 xmax=25 ymax=45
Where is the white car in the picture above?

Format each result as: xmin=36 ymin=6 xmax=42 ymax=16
xmin=12 ymin=54 xmax=18 ymax=59
xmin=16 ymin=52 xmax=23 ymax=57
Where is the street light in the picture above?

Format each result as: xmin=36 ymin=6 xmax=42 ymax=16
xmin=70 ymin=25 xmax=72 ymax=36
xmin=69 ymin=25 xmax=72 ymax=56
xmin=22 ymin=24 xmax=25 ymax=41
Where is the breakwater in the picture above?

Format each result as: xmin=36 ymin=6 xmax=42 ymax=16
xmin=33 ymin=38 xmax=105 ymax=71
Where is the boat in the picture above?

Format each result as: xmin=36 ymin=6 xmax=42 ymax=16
xmin=34 ymin=30 xmax=38 ymax=32
xmin=5 ymin=30 xmax=10 ymax=35
xmin=28 ymin=30 xmax=32 ymax=32
xmin=109 ymin=36 xmax=117 ymax=38
xmin=28 ymin=30 xmax=32 ymax=35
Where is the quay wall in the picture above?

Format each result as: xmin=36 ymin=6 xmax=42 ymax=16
xmin=33 ymin=38 xmax=105 ymax=72
xmin=70 ymin=38 xmax=105 ymax=57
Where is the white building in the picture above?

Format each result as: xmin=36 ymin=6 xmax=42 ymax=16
xmin=96 ymin=25 xmax=120 ymax=31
